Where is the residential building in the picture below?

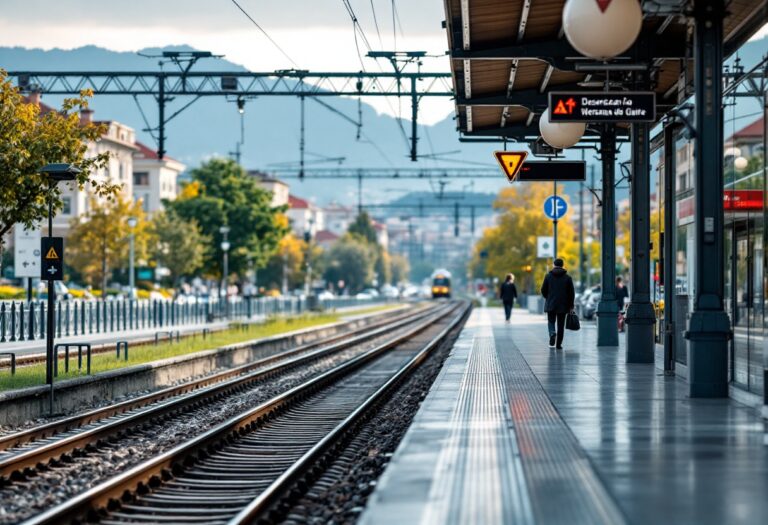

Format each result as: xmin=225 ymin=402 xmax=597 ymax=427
xmin=287 ymin=195 xmax=324 ymax=238
xmin=314 ymin=229 xmax=340 ymax=250
xmin=249 ymin=171 xmax=290 ymax=208
xmin=55 ymin=108 xmax=138 ymax=236
xmin=132 ymin=141 xmax=186 ymax=213
xmin=324 ymin=202 xmax=356 ymax=236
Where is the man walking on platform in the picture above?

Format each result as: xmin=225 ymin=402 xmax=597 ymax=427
xmin=499 ymin=273 xmax=518 ymax=323
xmin=541 ymin=258 xmax=575 ymax=350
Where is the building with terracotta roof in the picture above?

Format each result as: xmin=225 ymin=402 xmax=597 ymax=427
xmin=287 ymin=194 xmax=324 ymax=239
xmin=726 ymin=116 xmax=765 ymax=160
xmin=314 ymin=229 xmax=340 ymax=250
xmin=133 ymin=141 xmax=186 ymax=213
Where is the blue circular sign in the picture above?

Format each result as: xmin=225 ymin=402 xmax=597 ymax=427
xmin=543 ymin=196 xmax=568 ymax=220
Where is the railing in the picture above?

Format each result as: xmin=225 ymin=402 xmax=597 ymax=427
xmin=0 ymin=296 xmax=386 ymax=345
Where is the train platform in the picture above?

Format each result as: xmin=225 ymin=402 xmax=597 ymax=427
xmin=361 ymin=307 xmax=768 ymax=525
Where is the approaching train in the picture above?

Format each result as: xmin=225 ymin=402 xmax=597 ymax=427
xmin=431 ymin=269 xmax=452 ymax=298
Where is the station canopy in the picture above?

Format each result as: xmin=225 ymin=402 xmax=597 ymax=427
xmin=443 ymin=0 xmax=768 ymax=142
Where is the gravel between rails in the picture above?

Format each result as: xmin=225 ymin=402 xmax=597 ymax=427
xmin=280 ymin=315 xmax=463 ymax=525
xmin=0 ymin=321 xmax=427 ymax=524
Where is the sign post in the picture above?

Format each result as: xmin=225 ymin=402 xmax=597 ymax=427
xmin=543 ymin=192 xmax=568 ymax=260
xmin=41 ymin=235 xmax=64 ymax=414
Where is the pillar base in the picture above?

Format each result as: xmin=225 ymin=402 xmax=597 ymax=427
xmin=596 ymin=300 xmax=619 ymax=347
xmin=625 ymin=302 xmax=656 ymax=363
xmin=686 ymin=310 xmax=731 ymax=398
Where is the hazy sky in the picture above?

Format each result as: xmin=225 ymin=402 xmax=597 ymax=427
xmin=0 ymin=0 xmax=454 ymax=123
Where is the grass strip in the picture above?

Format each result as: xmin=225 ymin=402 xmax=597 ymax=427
xmin=0 ymin=304 xmax=401 ymax=393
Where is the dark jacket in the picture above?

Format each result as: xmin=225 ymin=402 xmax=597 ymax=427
xmin=499 ymin=281 xmax=518 ymax=303
xmin=616 ymin=285 xmax=629 ymax=311
xmin=541 ymin=267 xmax=575 ymax=314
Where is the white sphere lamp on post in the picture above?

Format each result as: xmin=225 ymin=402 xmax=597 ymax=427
xmin=563 ymin=0 xmax=643 ymax=60
xmin=539 ymin=108 xmax=586 ymax=149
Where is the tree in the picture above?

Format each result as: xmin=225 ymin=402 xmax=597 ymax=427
xmin=389 ymin=253 xmax=410 ymax=285
xmin=260 ymin=234 xmax=306 ymax=291
xmin=348 ymin=211 xmax=377 ymax=243
xmin=323 ymin=235 xmax=376 ymax=294
xmin=470 ymin=183 xmax=579 ymax=294
xmin=167 ymin=158 xmax=288 ymax=281
xmin=151 ymin=210 xmax=209 ymax=287
xmin=68 ymin=196 xmax=151 ymax=293
xmin=0 ymin=72 xmax=114 ymax=269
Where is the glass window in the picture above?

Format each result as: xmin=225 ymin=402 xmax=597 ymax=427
xmin=134 ymin=172 xmax=149 ymax=186
xmin=62 ymin=196 xmax=72 ymax=215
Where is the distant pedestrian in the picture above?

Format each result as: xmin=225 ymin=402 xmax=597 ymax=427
xmin=541 ymin=258 xmax=575 ymax=350
xmin=616 ymin=276 xmax=629 ymax=333
xmin=499 ymin=273 xmax=518 ymax=323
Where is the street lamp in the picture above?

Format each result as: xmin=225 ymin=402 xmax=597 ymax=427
xmin=37 ymin=163 xmax=80 ymax=414
xmin=220 ymin=226 xmax=231 ymax=318
xmin=127 ymin=216 xmax=137 ymax=300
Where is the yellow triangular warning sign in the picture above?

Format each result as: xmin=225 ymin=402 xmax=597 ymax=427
xmin=494 ymin=151 xmax=528 ymax=182
xmin=45 ymin=246 xmax=59 ymax=259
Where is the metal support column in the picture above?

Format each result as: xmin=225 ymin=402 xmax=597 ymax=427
xmin=597 ymin=124 xmax=619 ymax=346
xmin=410 ymin=76 xmax=418 ymax=161
xmin=626 ymin=122 xmax=656 ymax=362
xmin=663 ymin=123 xmax=678 ymax=374
xmin=687 ymin=0 xmax=731 ymax=397
xmin=157 ymin=73 xmax=166 ymax=160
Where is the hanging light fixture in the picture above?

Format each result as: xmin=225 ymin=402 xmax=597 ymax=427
xmin=563 ymin=0 xmax=643 ymax=60
xmin=539 ymin=109 xmax=586 ymax=149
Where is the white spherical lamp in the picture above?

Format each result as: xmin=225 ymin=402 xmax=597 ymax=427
xmin=539 ymin=109 xmax=586 ymax=149
xmin=734 ymin=156 xmax=749 ymax=171
xmin=563 ymin=0 xmax=643 ymax=60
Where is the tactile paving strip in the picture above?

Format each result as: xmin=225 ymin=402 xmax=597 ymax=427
xmin=422 ymin=311 xmax=533 ymax=525
xmin=493 ymin=325 xmax=627 ymax=525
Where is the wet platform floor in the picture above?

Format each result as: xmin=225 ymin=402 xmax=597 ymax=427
xmin=361 ymin=307 xmax=768 ymax=525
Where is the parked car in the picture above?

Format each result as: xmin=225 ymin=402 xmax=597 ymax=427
xmin=355 ymin=292 xmax=373 ymax=300
xmin=317 ymin=290 xmax=335 ymax=301
xmin=380 ymin=284 xmax=399 ymax=299
xmin=579 ymin=286 xmax=601 ymax=320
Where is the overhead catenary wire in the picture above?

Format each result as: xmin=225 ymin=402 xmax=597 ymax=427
xmin=230 ymin=0 xmax=299 ymax=67
xmin=370 ymin=0 xmax=384 ymax=48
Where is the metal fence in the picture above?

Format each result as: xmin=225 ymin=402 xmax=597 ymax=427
xmin=0 ymin=296 xmax=384 ymax=344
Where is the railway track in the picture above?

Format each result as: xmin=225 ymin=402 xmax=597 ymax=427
xmin=0 ymin=303 xmax=441 ymax=486
xmin=20 ymin=301 xmax=469 ymax=525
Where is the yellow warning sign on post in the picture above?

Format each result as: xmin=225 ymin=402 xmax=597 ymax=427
xmin=493 ymin=151 xmax=528 ymax=182
xmin=45 ymin=246 xmax=60 ymax=259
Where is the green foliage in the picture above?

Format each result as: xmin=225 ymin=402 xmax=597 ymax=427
xmin=68 ymin=195 xmax=151 ymax=290
xmin=389 ymin=253 xmax=410 ymax=285
xmin=168 ymin=158 xmax=288 ymax=280
xmin=470 ymin=184 xmax=580 ymax=294
xmin=0 ymin=71 xmax=114 ymax=244
xmin=151 ymin=210 xmax=209 ymax=286
xmin=348 ymin=211 xmax=378 ymax=243
xmin=323 ymin=234 xmax=376 ymax=293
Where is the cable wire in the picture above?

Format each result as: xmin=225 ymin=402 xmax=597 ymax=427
xmin=230 ymin=0 xmax=298 ymax=67
xmin=370 ymin=0 xmax=384 ymax=48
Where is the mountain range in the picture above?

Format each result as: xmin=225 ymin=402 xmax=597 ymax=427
xmin=1 ymin=39 xmax=767 ymax=207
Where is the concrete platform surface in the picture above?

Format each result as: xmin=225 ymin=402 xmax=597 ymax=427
xmin=361 ymin=307 xmax=768 ymax=525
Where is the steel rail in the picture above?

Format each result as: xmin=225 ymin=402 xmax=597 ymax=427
xmin=21 ymin=302 xmax=466 ymax=525
xmin=0 ymin=304 xmax=442 ymax=481
xmin=0 ymin=304 xmax=418 ymax=452
xmin=230 ymin=301 xmax=471 ymax=523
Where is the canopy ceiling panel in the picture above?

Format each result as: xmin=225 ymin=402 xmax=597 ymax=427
xmin=444 ymin=0 xmax=768 ymax=140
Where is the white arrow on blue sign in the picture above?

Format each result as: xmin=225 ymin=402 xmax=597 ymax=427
xmin=543 ymin=195 xmax=568 ymax=220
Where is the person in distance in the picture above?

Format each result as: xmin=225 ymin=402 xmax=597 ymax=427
xmin=499 ymin=273 xmax=518 ymax=323
xmin=540 ymin=258 xmax=575 ymax=350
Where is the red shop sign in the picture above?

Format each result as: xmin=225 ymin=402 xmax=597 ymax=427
xmin=724 ymin=190 xmax=764 ymax=212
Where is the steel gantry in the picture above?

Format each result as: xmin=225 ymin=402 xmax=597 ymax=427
xmin=9 ymin=68 xmax=453 ymax=162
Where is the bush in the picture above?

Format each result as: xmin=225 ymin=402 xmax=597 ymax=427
xmin=0 ymin=285 xmax=25 ymax=299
